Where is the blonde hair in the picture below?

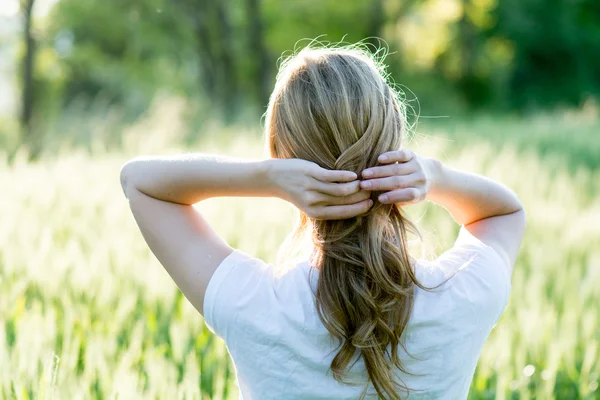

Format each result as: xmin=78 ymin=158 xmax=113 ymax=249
xmin=265 ymin=44 xmax=427 ymax=399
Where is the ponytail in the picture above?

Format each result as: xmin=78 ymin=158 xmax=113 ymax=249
xmin=310 ymin=196 xmax=423 ymax=399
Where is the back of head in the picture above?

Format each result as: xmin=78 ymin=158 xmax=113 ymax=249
xmin=266 ymin=44 xmax=421 ymax=399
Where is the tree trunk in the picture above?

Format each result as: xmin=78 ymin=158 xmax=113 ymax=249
xmin=458 ymin=0 xmax=483 ymax=105
xmin=194 ymin=1 xmax=217 ymax=98
xmin=365 ymin=0 xmax=384 ymax=50
xmin=175 ymin=0 xmax=217 ymax=98
xmin=21 ymin=0 xmax=36 ymax=156
xmin=459 ymin=0 xmax=475 ymax=79
xmin=215 ymin=0 xmax=237 ymax=121
xmin=246 ymin=0 xmax=270 ymax=106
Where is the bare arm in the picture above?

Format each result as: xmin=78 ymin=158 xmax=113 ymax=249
xmin=424 ymin=158 xmax=524 ymax=225
xmin=120 ymin=154 xmax=276 ymax=205
xmin=424 ymin=158 xmax=526 ymax=268
xmin=120 ymin=153 xmax=371 ymax=315
xmin=120 ymin=154 xmax=370 ymax=209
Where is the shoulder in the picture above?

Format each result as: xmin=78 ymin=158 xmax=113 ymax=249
xmin=203 ymin=250 xmax=275 ymax=338
xmin=204 ymin=250 xmax=274 ymax=309
xmin=428 ymin=227 xmax=513 ymax=325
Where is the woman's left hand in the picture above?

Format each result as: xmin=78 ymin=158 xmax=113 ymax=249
xmin=266 ymin=158 xmax=373 ymax=220
xmin=359 ymin=149 xmax=432 ymax=206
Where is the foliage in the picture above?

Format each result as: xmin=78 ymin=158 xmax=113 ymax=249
xmin=1 ymin=104 xmax=599 ymax=399
xmin=18 ymin=0 xmax=600 ymax=124
xmin=45 ymin=0 xmax=196 ymax=117
xmin=488 ymin=0 xmax=600 ymax=109
xmin=3 ymin=0 xmax=598 ymax=160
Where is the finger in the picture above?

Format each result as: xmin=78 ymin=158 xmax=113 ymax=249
xmin=359 ymin=175 xmax=407 ymax=191
xmin=313 ymin=190 xmax=372 ymax=206
xmin=377 ymin=149 xmax=414 ymax=164
xmin=314 ymin=180 xmax=361 ymax=197
xmin=361 ymin=162 xmax=416 ymax=179
xmin=378 ymin=188 xmax=424 ymax=205
xmin=360 ymin=172 xmax=425 ymax=191
xmin=313 ymin=199 xmax=374 ymax=220
xmin=313 ymin=167 xmax=357 ymax=183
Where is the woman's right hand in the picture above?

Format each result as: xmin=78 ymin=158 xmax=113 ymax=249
xmin=359 ymin=149 xmax=439 ymax=206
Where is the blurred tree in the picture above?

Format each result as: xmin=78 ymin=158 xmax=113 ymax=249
xmin=246 ymin=0 xmax=270 ymax=107
xmin=457 ymin=0 xmax=479 ymax=102
xmin=19 ymin=0 xmax=600 ymax=146
xmin=489 ymin=0 xmax=600 ymax=109
xmin=215 ymin=0 xmax=238 ymax=120
xmin=20 ymin=0 xmax=37 ymax=157
xmin=365 ymin=0 xmax=384 ymax=49
xmin=175 ymin=0 xmax=242 ymax=121
xmin=177 ymin=0 xmax=216 ymax=100
xmin=47 ymin=0 xmax=196 ymax=116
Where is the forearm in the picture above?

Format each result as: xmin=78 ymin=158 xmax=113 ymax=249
xmin=120 ymin=154 xmax=274 ymax=205
xmin=424 ymin=158 xmax=524 ymax=226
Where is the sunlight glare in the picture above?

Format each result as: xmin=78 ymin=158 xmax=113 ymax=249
xmin=0 ymin=0 xmax=19 ymax=17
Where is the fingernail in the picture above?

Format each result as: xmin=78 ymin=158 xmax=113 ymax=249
xmin=368 ymin=200 xmax=374 ymax=207
xmin=378 ymin=155 xmax=387 ymax=162
xmin=379 ymin=194 xmax=388 ymax=202
xmin=362 ymin=170 xmax=372 ymax=178
xmin=361 ymin=181 xmax=372 ymax=189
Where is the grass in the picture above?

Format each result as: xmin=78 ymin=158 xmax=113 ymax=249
xmin=1 ymin=100 xmax=599 ymax=399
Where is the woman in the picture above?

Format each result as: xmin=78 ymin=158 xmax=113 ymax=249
xmin=120 ymin=45 xmax=525 ymax=399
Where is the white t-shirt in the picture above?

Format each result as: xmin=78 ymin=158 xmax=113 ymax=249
xmin=203 ymin=226 xmax=512 ymax=399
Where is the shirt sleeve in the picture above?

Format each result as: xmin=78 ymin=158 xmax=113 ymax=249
xmin=203 ymin=249 xmax=274 ymax=341
xmin=437 ymin=226 xmax=513 ymax=327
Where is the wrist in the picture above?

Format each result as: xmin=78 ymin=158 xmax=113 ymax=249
xmin=424 ymin=157 xmax=444 ymax=199
xmin=259 ymin=158 xmax=285 ymax=199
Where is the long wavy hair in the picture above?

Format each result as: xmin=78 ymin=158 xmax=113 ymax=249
xmin=265 ymin=44 xmax=428 ymax=399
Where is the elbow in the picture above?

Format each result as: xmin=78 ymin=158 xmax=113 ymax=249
xmin=500 ymin=191 xmax=526 ymax=229
xmin=119 ymin=158 xmax=141 ymax=198
xmin=510 ymin=189 xmax=526 ymax=216
xmin=119 ymin=162 xmax=132 ymax=198
xmin=518 ymin=206 xmax=527 ymax=227
xmin=510 ymin=206 xmax=527 ymax=233
xmin=517 ymin=198 xmax=526 ymax=220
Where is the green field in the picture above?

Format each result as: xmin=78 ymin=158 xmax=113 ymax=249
xmin=2 ymin=104 xmax=599 ymax=399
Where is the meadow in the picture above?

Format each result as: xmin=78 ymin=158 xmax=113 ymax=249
xmin=1 ymin=99 xmax=599 ymax=399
